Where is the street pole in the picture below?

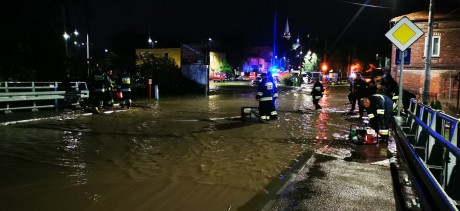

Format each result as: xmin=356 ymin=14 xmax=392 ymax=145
xmin=86 ymin=33 xmax=90 ymax=76
xmin=205 ymin=43 xmax=209 ymax=97
xmin=397 ymin=50 xmax=404 ymax=117
xmin=423 ymin=0 xmax=435 ymax=104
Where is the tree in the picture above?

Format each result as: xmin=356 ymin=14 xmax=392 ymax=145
xmin=220 ymin=62 xmax=233 ymax=78
xmin=133 ymin=53 xmax=202 ymax=96
xmin=302 ymin=51 xmax=320 ymax=73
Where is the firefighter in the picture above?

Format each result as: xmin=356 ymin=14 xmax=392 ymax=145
xmin=350 ymin=73 xmax=366 ymax=118
xmin=379 ymin=73 xmax=400 ymax=113
xmin=267 ymin=71 xmax=278 ymax=119
xmin=256 ymin=73 xmax=276 ymax=121
xmin=117 ymin=69 xmax=132 ymax=109
xmin=103 ymin=69 xmax=115 ymax=108
xmin=90 ymin=67 xmax=106 ymax=109
xmin=311 ymin=77 xmax=324 ymax=110
xmin=360 ymin=94 xmax=394 ymax=141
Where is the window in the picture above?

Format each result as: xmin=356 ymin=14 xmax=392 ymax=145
xmin=432 ymin=36 xmax=440 ymax=57
xmin=424 ymin=35 xmax=441 ymax=57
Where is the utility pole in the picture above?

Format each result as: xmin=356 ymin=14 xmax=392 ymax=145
xmin=87 ymin=33 xmax=90 ymax=76
xmin=423 ymin=0 xmax=435 ymax=104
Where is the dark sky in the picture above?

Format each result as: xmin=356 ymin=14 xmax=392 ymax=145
xmin=83 ymin=0 xmax=431 ymax=50
xmin=1 ymin=0 xmax=445 ymax=76
xmin=5 ymin=0 xmax=459 ymax=81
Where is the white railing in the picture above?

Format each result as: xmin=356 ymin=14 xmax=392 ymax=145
xmin=0 ymin=81 xmax=89 ymax=113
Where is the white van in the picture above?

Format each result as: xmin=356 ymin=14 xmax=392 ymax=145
xmin=306 ymin=72 xmax=323 ymax=83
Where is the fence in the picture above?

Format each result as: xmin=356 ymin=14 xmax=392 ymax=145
xmin=395 ymin=98 xmax=460 ymax=210
xmin=0 ymin=81 xmax=89 ymax=113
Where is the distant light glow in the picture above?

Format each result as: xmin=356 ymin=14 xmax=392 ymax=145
xmin=350 ymin=72 xmax=356 ymax=79
xmin=63 ymin=32 xmax=70 ymax=40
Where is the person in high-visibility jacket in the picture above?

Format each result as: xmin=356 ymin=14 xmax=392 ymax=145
xmin=360 ymin=94 xmax=394 ymax=139
xmin=117 ymin=70 xmax=132 ymax=109
xmin=91 ymin=68 xmax=106 ymax=109
xmin=103 ymin=69 xmax=115 ymax=108
xmin=256 ymin=73 xmax=276 ymax=121
xmin=311 ymin=77 xmax=324 ymax=110
xmin=351 ymin=73 xmax=367 ymax=118
xmin=267 ymin=71 xmax=278 ymax=119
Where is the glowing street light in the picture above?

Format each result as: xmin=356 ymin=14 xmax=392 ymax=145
xmin=63 ymin=32 xmax=70 ymax=40
xmin=63 ymin=32 xmax=70 ymax=57
xmin=148 ymin=37 xmax=157 ymax=49
xmin=321 ymin=63 xmax=328 ymax=72
xmin=73 ymin=30 xmax=79 ymax=36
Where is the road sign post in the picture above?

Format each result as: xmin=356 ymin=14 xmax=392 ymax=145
xmin=385 ymin=16 xmax=424 ymax=118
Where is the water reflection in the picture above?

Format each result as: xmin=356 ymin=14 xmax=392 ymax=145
xmin=59 ymin=130 xmax=87 ymax=186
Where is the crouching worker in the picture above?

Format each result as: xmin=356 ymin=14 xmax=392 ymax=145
xmin=360 ymin=94 xmax=394 ymax=142
xmin=256 ymin=73 xmax=275 ymax=121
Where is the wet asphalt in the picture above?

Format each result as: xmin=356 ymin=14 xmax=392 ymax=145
xmin=0 ymin=82 xmax=399 ymax=211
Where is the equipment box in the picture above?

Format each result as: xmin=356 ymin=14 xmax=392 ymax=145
xmin=241 ymin=107 xmax=259 ymax=121
xmin=349 ymin=123 xmax=377 ymax=144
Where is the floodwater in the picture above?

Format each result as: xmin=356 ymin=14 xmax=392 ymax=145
xmin=0 ymin=83 xmax=372 ymax=211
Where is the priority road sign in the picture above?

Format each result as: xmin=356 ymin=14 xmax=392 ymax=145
xmin=385 ymin=16 xmax=424 ymax=51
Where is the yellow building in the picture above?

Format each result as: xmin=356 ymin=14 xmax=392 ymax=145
xmin=209 ymin=51 xmax=227 ymax=75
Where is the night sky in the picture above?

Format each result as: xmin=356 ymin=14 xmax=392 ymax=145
xmin=84 ymin=0 xmax=433 ymax=64
xmin=0 ymin=0 xmax=449 ymax=80
xmin=84 ymin=0 xmax=430 ymax=48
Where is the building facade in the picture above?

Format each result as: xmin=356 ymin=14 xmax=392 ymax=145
xmin=135 ymin=48 xmax=226 ymax=78
xmin=390 ymin=2 xmax=460 ymax=111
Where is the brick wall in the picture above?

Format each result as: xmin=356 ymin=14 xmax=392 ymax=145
xmin=391 ymin=19 xmax=460 ymax=94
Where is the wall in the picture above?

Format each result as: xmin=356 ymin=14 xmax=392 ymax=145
xmin=391 ymin=19 xmax=460 ymax=96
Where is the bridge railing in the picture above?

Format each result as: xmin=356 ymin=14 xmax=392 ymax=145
xmin=395 ymin=98 xmax=460 ymax=210
xmin=0 ymin=81 xmax=89 ymax=113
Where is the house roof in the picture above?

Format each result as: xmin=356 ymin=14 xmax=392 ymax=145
xmin=391 ymin=2 xmax=460 ymax=22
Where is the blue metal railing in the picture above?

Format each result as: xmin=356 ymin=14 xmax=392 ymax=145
xmin=395 ymin=98 xmax=459 ymax=210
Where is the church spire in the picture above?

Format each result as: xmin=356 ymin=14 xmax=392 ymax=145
xmin=282 ymin=18 xmax=291 ymax=40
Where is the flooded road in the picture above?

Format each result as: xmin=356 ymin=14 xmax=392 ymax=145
xmin=0 ymin=83 xmax=391 ymax=210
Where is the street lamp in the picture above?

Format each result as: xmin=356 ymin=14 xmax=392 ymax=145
xmin=148 ymin=37 xmax=157 ymax=49
xmin=63 ymin=32 xmax=70 ymax=57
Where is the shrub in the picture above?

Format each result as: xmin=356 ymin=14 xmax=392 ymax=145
xmin=281 ymin=75 xmax=294 ymax=86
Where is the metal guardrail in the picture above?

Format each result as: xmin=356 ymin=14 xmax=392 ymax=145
xmin=395 ymin=98 xmax=460 ymax=210
xmin=0 ymin=81 xmax=89 ymax=113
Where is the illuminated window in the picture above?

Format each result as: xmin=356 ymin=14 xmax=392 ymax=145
xmin=424 ymin=35 xmax=441 ymax=57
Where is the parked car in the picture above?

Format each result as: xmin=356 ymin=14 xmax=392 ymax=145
xmin=210 ymin=74 xmax=225 ymax=82
xmin=252 ymin=76 xmax=262 ymax=85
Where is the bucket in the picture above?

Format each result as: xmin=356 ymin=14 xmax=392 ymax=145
xmin=116 ymin=91 xmax=123 ymax=100
xmin=364 ymin=134 xmax=376 ymax=144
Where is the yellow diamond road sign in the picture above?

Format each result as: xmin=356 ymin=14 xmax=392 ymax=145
xmin=385 ymin=16 xmax=424 ymax=51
